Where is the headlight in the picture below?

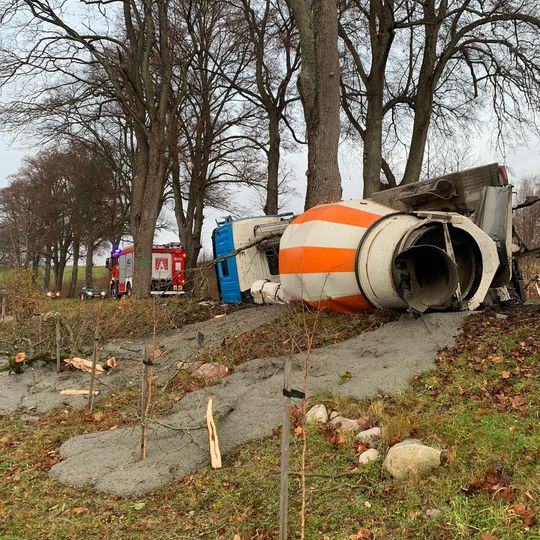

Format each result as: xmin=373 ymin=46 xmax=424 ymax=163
xmin=47 ymin=291 xmax=52 ymax=297
xmin=101 ymin=291 xmax=106 ymax=297
xmin=56 ymin=292 xmax=60 ymax=297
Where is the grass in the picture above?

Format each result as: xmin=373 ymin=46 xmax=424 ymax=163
xmin=0 ymin=296 xmax=246 ymax=364
xmin=194 ymin=307 xmax=398 ymax=369
xmin=1 ymin=305 xmax=539 ymax=539
xmin=0 ymin=266 xmax=109 ymax=290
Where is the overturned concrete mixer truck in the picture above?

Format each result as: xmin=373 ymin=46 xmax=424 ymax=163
xmin=212 ymin=163 xmax=514 ymax=313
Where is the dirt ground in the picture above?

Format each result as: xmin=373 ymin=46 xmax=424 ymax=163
xmin=49 ymin=311 xmax=467 ymax=496
xmin=0 ymin=305 xmax=284 ymax=415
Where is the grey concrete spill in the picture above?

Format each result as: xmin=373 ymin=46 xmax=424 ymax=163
xmin=0 ymin=305 xmax=284 ymax=415
xmin=49 ymin=311 xmax=467 ymax=496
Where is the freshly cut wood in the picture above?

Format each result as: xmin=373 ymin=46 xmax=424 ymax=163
xmin=206 ymin=398 xmax=222 ymax=469
xmin=59 ymin=389 xmax=99 ymax=396
xmin=64 ymin=357 xmax=105 ymax=375
xmin=106 ymin=357 xmax=117 ymax=369
xmin=14 ymin=352 xmax=26 ymax=363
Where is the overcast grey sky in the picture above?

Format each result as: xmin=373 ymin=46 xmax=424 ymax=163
xmin=2 ymin=128 xmax=539 ymax=258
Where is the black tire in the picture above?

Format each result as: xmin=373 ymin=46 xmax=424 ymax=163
xmin=111 ymin=282 xmax=120 ymax=300
xmin=126 ymin=283 xmax=132 ymax=297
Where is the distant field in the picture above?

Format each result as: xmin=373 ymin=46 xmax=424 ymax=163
xmin=0 ymin=266 xmax=109 ymax=292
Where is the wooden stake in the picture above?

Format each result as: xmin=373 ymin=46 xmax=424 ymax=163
xmin=87 ymin=319 xmax=100 ymax=413
xmin=55 ymin=318 xmax=61 ymax=374
xmin=139 ymin=344 xmax=151 ymax=461
xmin=206 ymin=398 xmax=222 ymax=469
xmin=279 ymin=354 xmax=292 ymax=540
xmin=1 ymin=297 xmax=6 ymax=323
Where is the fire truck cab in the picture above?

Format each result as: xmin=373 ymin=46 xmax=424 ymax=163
xmin=105 ymin=243 xmax=186 ymax=297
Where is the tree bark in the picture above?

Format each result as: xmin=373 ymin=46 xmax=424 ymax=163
xmin=69 ymin=239 xmax=80 ymax=297
xmin=362 ymin=1 xmax=395 ymax=197
xmin=288 ymin=0 xmax=342 ymax=210
xmin=131 ymin=139 xmax=166 ymax=299
xmin=401 ymin=0 xmax=441 ymax=185
xmin=265 ymin=109 xmax=281 ymax=215
xmin=44 ymin=249 xmax=52 ymax=290
xmin=85 ymin=241 xmax=94 ymax=288
xmin=54 ymin=247 xmax=68 ymax=293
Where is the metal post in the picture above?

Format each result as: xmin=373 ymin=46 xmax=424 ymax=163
xmin=279 ymin=354 xmax=292 ymax=540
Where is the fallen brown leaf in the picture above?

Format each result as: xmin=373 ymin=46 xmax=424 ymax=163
xmin=350 ymin=529 xmax=372 ymax=539
xmin=511 ymin=502 xmax=536 ymax=526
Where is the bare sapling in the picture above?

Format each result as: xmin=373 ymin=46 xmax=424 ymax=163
xmin=140 ymin=301 xmax=160 ymax=461
xmin=300 ymin=303 xmax=322 ymax=540
xmin=279 ymin=352 xmax=293 ymax=540
xmin=87 ymin=315 xmax=101 ymax=413
xmin=55 ymin=318 xmax=61 ymax=374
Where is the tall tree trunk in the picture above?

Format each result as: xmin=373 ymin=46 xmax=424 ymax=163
xmin=131 ymin=141 xmax=166 ymax=299
xmin=85 ymin=241 xmax=95 ymax=288
xmin=44 ymin=249 xmax=52 ymax=290
xmin=363 ymin=84 xmax=385 ymax=197
xmin=265 ymin=110 xmax=281 ymax=215
xmin=69 ymin=239 xmax=80 ymax=297
xmin=31 ymin=255 xmax=40 ymax=284
xmin=55 ymin=249 xmax=68 ymax=293
xmin=361 ymin=1 xmax=395 ymax=197
xmin=401 ymin=0 xmax=439 ymax=185
xmin=288 ymin=0 xmax=342 ymax=210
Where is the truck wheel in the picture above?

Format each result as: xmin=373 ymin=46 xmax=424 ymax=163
xmin=126 ymin=283 xmax=132 ymax=297
xmin=111 ymin=283 xmax=120 ymax=300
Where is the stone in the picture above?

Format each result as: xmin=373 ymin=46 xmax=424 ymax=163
xmin=305 ymin=404 xmax=328 ymax=424
xmin=194 ymin=363 xmax=229 ymax=379
xmin=329 ymin=410 xmax=339 ymax=420
xmin=358 ymin=448 xmax=381 ymax=465
xmin=356 ymin=427 xmax=382 ymax=446
xmin=329 ymin=416 xmax=360 ymax=432
xmin=425 ymin=508 xmax=441 ymax=518
xmin=383 ymin=440 xmax=447 ymax=479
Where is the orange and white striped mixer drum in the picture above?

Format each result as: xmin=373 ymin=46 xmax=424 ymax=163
xmin=279 ymin=199 xmax=501 ymax=314
xmin=279 ymin=200 xmax=396 ymax=313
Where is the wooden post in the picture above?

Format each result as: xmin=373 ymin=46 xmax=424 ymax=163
xmin=87 ymin=320 xmax=100 ymax=413
xmin=206 ymin=398 xmax=222 ymax=469
xmin=140 ymin=344 xmax=151 ymax=461
xmin=1 ymin=297 xmax=6 ymax=323
xmin=55 ymin=318 xmax=61 ymax=374
xmin=279 ymin=354 xmax=292 ymax=540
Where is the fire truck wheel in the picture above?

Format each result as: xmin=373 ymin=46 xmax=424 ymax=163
xmin=126 ymin=283 xmax=132 ymax=297
xmin=111 ymin=283 xmax=120 ymax=300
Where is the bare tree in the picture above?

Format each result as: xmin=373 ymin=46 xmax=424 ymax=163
xmin=340 ymin=0 xmax=540 ymax=196
xmin=285 ymin=0 xmax=343 ymax=209
xmin=226 ymin=0 xmax=301 ymax=215
xmin=514 ymin=175 xmax=540 ymax=250
xmin=170 ymin=0 xmax=262 ymax=273
xmin=0 ymin=0 xmax=189 ymax=297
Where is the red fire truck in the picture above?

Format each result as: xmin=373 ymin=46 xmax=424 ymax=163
xmin=105 ymin=243 xmax=186 ymax=297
